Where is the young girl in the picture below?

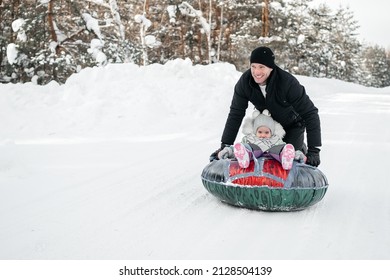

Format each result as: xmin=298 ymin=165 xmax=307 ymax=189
xmin=218 ymin=110 xmax=306 ymax=170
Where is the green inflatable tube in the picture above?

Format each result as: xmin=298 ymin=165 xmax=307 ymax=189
xmin=201 ymin=157 xmax=328 ymax=211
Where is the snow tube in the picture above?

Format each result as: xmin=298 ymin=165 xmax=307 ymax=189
xmin=201 ymin=157 xmax=328 ymax=211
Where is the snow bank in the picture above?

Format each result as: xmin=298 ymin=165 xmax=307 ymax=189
xmin=0 ymin=59 xmax=240 ymax=142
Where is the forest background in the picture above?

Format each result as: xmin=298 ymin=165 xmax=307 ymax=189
xmin=1 ymin=0 xmax=389 ymax=87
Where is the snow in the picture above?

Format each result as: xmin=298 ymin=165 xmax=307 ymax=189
xmin=134 ymin=14 xmax=152 ymax=29
xmin=82 ymin=13 xmax=103 ymax=40
xmin=81 ymin=13 xmax=107 ymax=65
xmin=11 ymin=18 xmax=25 ymax=33
xmin=11 ymin=18 xmax=27 ymax=42
xmin=53 ymin=21 xmax=67 ymax=43
xmin=297 ymin=34 xmax=305 ymax=44
xmin=6 ymin=43 xmax=18 ymax=65
xmin=166 ymin=5 xmax=177 ymax=23
xmin=145 ymin=35 xmax=161 ymax=48
xmin=1 ymin=59 xmax=390 ymax=262
xmin=179 ymin=2 xmax=211 ymax=34
xmin=88 ymin=38 xmax=107 ymax=66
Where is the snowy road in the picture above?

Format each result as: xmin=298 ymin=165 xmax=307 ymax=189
xmin=1 ymin=61 xmax=390 ymax=259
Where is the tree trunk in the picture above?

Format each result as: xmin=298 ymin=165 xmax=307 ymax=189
xmin=207 ymin=0 xmax=212 ymax=64
xmin=47 ymin=0 xmax=59 ymax=54
xmin=217 ymin=2 xmax=224 ymax=61
xmin=197 ymin=29 xmax=203 ymax=62
xmin=143 ymin=0 xmax=149 ymax=15
xmin=261 ymin=0 xmax=269 ymax=37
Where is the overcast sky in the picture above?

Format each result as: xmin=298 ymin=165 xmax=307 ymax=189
xmin=310 ymin=0 xmax=390 ymax=49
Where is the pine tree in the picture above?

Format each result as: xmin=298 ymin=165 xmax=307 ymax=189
xmin=228 ymin=0 xmax=265 ymax=70
xmin=306 ymin=3 xmax=334 ymax=78
xmin=361 ymin=45 xmax=390 ymax=87
xmin=276 ymin=0 xmax=314 ymax=75
xmin=328 ymin=6 xmax=361 ymax=83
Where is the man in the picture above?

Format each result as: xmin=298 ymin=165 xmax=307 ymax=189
xmin=211 ymin=46 xmax=321 ymax=166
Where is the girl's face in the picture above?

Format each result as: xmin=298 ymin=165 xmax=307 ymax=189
xmin=250 ymin=63 xmax=273 ymax=85
xmin=256 ymin=126 xmax=272 ymax=139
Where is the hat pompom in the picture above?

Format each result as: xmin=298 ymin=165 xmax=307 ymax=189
xmin=273 ymin=122 xmax=286 ymax=138
xmin=252 ymin=109 xmax=261 ymax=119
xmin=242 ymin=109 xmax=261 ymax=135
xmin=242 ymin=116 xmax=254 ymax=135
xmin=262 ymin=109 xmax=271 ymax=116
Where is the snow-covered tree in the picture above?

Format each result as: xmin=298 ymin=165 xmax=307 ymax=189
xmin=178 ymin=1 xmax=212 ymax=63
xmin=1 ymin=0 xmax=388 ymax=87
xmin=276 ymin=0 xmax=314 ymax=75
xmin=215 ymin=0 xmax=225 ymax=61
xmin=134 ymin=13 xmax=152 ymax=65
xmin=305 ymin=3 xmax=335 ymax=77
xmin=327 ymin=6 xmax=361 ymax=83
xmin=361 ymin=45 xmax=390 ymax=87
xmin=228 ymin=0 xmax=266 ymax=69
xmin=1 ymin=0 xmax=141 ymax=84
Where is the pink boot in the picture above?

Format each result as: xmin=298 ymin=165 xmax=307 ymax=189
xmin=280 ymin=144 xmax=295 ymax=170
xmin=234 ymin=143 xmax=250 ymax=168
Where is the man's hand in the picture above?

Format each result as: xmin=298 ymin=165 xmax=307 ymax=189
xmin=218 ymin=146 xmax=234 ymax=159
xmin=209 ymin=143 xmax=230 ymax=161
xmin=306 ymin=147 xmax=320 ymax=167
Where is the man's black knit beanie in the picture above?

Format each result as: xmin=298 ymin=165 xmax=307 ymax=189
xmin=250 ymin=46 xmax=276 ymax=69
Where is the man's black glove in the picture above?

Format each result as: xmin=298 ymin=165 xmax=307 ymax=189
xmin=306 ymin=147 xmax=321 ymax=167
xmin=209 ymin=143 xmax=230 ymax=162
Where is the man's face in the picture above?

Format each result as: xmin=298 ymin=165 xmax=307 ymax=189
xmin=250 ymin=63 xmax=273 ymax=85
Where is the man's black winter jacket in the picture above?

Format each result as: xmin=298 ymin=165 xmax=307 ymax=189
xmin=221 ymin=66 xmax=321 ymax=150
